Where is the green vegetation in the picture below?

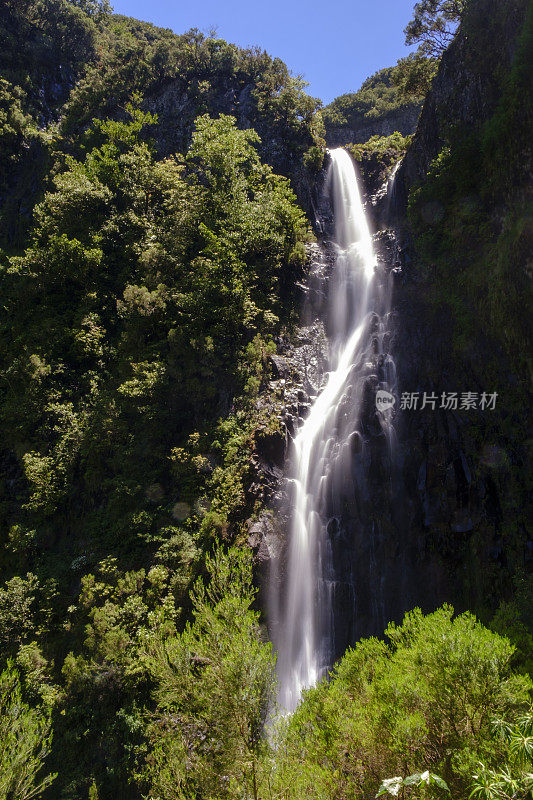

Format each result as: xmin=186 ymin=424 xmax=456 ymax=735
xmin=143 ymin=546 xmax=275 ymax=800
xmin=471 ymin=711 xmax=533 ymax=799
xmin=0 ymin=660 xmax=56 ymax=799
xmin=0 ymin=0 xmax=531 ymax=797
xmin=324 ymin=64 xmax=424 ymax=135
xmin=271 ymin=607 xmax=531 ymax=800
xmin=405 ymin=0 xmax=465 ymax=58
xmin=0 ymin=1 xmax=323 ymax=249
xmin=1 ymin=104 xmax=308 ymax=575
xmin=347 ymin=132 xmax=412 ymax=189
xmin=50 ymin=544 xmax=275 ymax=798
xmin=392 ymin=53 xmax=439 ymax=101
xmin=60 ymin=19 xmax=322 ymax=151
xmin=0 ymin=4 xmax=316 ymax=795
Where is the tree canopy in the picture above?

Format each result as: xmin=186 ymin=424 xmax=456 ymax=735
xmin=405 ymin=0 xmax=466 ymax=58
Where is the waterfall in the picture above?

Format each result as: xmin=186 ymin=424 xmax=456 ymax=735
xmin=273 ymin=148 xmax=396 ymax=713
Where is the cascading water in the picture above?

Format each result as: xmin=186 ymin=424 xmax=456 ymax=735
xmin=273 ymin=148 xmax=397 ymax=713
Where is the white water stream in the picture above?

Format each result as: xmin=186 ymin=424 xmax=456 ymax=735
xmin=275 ymin=148 xmax=389 ymax=712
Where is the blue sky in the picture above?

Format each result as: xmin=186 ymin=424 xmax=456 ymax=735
xmin=109 ymin=0 xmax=418 ymax=104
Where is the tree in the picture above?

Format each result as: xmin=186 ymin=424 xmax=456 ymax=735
xmin=405 ymin=0 xmax=466 ymax=58
xmin=392 ymin=54 xmax=439 ymax=100
xmin=390 ymin=0 xmax=466 ymax=101
xmin=67 ymin=0 xmax=112 ymax=21
xmin=0 ymin=79 xmax=36 ymax=187
xmin=395 ymin=0 xmax=466 ymax=100
xmin=0 ymin=574 xmax=38 ymax=656
xmin=0 ymin=662 xmax=56 ymax=800
xmin=144 ymin=546 xmax=276 ymax=800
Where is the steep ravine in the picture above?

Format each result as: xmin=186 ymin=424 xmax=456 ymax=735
xmin=253 ymin=0 xmax=531 ymax=687
xmin=253 ymin=159 xmax=456 ymax=673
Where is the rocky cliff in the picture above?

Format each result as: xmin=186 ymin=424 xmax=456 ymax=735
xmin=0 ymin=8 xmax=324 ymax=247
xmin=398 ymin=0 xmax=530 ymax=193
xmin=324 ymin=65 xmax=423 ymax=148
xmin=389 ymin=0 xmax=532 ymax=622
xmin=325 ymin=105 xmax=420 ymax=148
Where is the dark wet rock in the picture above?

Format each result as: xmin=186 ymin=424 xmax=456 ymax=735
xmin=255 ymin=536 xmax=272 ymax=566
xmin=283 ymin=413 xmax=296 ymax=438
xmin=489 ymin=537 xmax=504 ymax=562
xmin=268 ymin=354 xmax=290 ymax=379
xmin=297 ymin=402 xmax=310 ymax=417
xmin=247 ymin=521 xmax=264 ymax=550
xmin=451 ymin=510 xmax=474 ymax=534
xmin=349 ymin=431 xmax=363 ymax=454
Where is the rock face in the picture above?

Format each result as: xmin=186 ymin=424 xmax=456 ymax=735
xmin=398 ymin=0 xmax=529 ymax=194
xmin=147 ymin=78 xmax=293 ymax=174
xmin=246 ymin=237 xmax=334 ymax=603
xmin=386 ymin=249 xmax=532 ymax=626
xmin=144 ymin=76 xmax=319 ymax=215
xmin=384 ymin=0 xmax=532 ymax=622
xmin=326 ymin=105 xmax=420 ymax=149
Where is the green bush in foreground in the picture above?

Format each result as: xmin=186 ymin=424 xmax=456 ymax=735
xmin=471 ymin=711 xmax=533 ymax=800
xmin=271 ymin=606 xmax=532 ymax=800
xmin=0 ymin=661 xmax=56 ymax=799
xmin=143 ymin=546 xmax=276 ymax=800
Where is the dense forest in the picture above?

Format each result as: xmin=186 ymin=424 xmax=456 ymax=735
xmin=0 ymin=0 xmax=531 ymax=798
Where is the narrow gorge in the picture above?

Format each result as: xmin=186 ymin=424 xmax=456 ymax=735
xmin=270 ymin=149 xmax=399 ymax=711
